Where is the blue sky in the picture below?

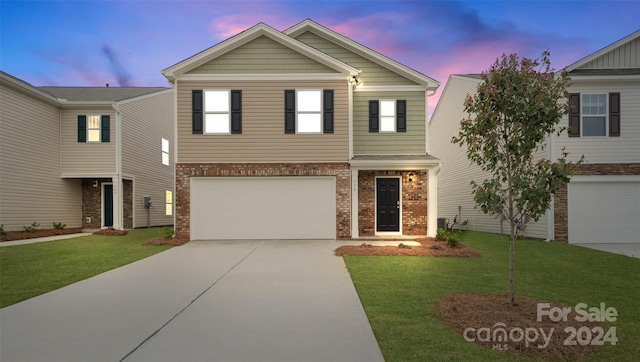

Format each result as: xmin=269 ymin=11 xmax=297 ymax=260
xmin=2 ymin=0 xmax=639 ymax=113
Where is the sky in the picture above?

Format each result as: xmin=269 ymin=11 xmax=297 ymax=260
xmin=1 ymin=0 xmax=639 ymax=116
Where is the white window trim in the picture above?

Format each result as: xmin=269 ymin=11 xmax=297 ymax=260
xmin=296 ymin=89 xmax=323 ymax=134
xmin=161 ymin=138 xmax=170 ymax=166
xmin=379 ymin=99 xmax=397 ymax=133
xmin=87 ymin=114 xmax=102 ymax=143
xmin=165 ymin=190 xmax=173 ymax=216
xmin=580 ymin=93 xmax=608 ymax=138
xmin=204 ymin=89 xmax=231 ymax=135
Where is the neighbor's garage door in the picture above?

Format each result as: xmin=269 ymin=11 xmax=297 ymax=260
xmin=190 ymin=177 xmax=336 ymax=240
xmin=568 ymin=179 xmax=640 ymax=244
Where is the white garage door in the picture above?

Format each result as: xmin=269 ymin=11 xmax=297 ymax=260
xmin=568 ymin=179 xmax=640 ymax=244
xmin=190 ymin=177 xmax=336 ymax=240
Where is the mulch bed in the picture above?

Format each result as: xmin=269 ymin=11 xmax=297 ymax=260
xmin=335 ymin=237 xmax=481 ymax=257
xmin=0 ymin=228 xmax=83 ymax=242
xmin=143 ymin=236 xmax=190 ymax=246
xmin=437 ymin=293 xmax=604 ymax=360
xmin=93 ymin=229 xmax=129 ymax=236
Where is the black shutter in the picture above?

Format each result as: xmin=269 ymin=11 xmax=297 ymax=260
xmin=568 ymin=93 xmax=580 ymax=137
xmin=284 ymin=90 xmax=295 ymax=134
xmin=396 ymin=100 xmax=406 ymax=132
xmin=77 ymin=115 xmax=87 ymax=143
xmin=192 ymin=90 xmax=203 ymax=134
xmin=323 ymin=89 xmax=334 ymax=133
xmin=609 ymin=92 xmax=620 ymax=137
xmin=231 ymin=90 xmax=242 ymax=134
xmin=369 ymin=100 xmax=379 ymax=132
xmin=101 ymin=115 xmax=110 ymax=142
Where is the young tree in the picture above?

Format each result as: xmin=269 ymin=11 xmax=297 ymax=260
xmin=452 ymin=51 xmax=582 ymax=306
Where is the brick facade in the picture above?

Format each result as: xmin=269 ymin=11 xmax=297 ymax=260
xmin=175 ymin=163 xmax=351 ymax=239
xmin=81 ymin=178 xmax=134 ymax=229
xmin=554 ymin=163 xmax=640 ymax=242
xmin=358 ymin=170 xmax=428 ymax=236
xmin=123 ymin=179 xmax=133 ymax=229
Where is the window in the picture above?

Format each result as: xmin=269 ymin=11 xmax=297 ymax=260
xmin=161 ymin=138 xmax=169 ymax=166
xmin=568 ymin=92 xmax=620 ymax=138
xmin=582 ymin=94 xmax=607 ymax=137
xmin=205 ymin=90 xmax=230 ymax=134
xmin=369 ymin=100 xmax=406 ymax=133
xmin=380 ymin=100 xmax=396 ymax=132
xmin=297 ymin=90 xmax=322 ymax=133
xmin=77 ymin=115 xmax=110 ymax=143
xmin=165 ymin=190 xmax=173 ymax=216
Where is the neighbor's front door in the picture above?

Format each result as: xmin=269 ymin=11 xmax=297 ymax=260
xmin=103 ymin=184 xmax=114 ymax=227
xmin=376 ymin=178 xmax=400 ymax=232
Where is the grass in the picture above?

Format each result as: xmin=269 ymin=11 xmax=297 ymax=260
xmin=0 ymin=228 xmax=171 ymax=308
xmin=343 ymin=231 xmax=640 ymax=361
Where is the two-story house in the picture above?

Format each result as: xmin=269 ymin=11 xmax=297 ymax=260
xmin=0 ymin=71 xmax=175 ymax=232
xmin=429 ymin=30 xmax=640 ymax=244
xmin=162 ymin=19 xmax=440 ymax=240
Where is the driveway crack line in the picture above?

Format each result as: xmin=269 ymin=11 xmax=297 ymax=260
xmin=119 ymin=240 xmax=266 ymax=362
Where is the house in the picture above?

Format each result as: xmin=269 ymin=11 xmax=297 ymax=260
xmin=0 ymin=71 xmax=175 ymax=231
xmin=162 ymin=19 xmax=441 ymax=240
xmin=429 ymin=30 xmax=640 ymax=244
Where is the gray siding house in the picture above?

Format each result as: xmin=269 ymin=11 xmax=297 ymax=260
xmin=162 ymin=20 xmax=441 ymax=240
xmin=0 ymin=72 xmax=175 ymax=231
xmin=429 ymin=30 xmax=640 ymax=244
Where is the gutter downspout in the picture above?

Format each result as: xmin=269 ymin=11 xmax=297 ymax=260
xmin=427 ymin=163 xmax=442 ymax=237
xmin=425 ymin=88 xmax=437 ymax=154
xmin=546 ymin=132 xmax=554 ymax=242
xmin=112 ymin=102 xmax=123 ymax=230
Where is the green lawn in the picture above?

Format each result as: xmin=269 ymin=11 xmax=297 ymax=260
xmin=343 ymin=231 xmax=640 ymax=362
xmin=0 ymin=228 xmax=171 ymax=308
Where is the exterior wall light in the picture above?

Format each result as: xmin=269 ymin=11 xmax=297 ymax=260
xmin=409 ymin=172 xmax=414 ymax=182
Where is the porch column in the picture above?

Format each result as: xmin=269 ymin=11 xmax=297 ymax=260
xmin=112 ymin=175 xmax=123 ymax=230
xmin=427 ymin=167 xmax=438 ymax=237
xmin=351 ymin=168 xmax=359 ymax=238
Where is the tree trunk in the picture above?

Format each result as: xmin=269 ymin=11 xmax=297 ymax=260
xmin=509 ymin=221 xmax=516 ymax=306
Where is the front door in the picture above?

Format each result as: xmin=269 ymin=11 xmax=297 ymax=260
xmin=103 ymin=184 xmax=114 ymax=227
xmin=376 ymin=178 xmax=400 ymax=232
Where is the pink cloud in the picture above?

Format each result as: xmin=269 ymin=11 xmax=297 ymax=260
xmin=209 ymin=13 xmax=297 ymax=40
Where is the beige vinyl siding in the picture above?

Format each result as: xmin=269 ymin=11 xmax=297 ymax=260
xmin=294 ymin=31 xmax=419 ymax=86
xmin=555 ymin=80 xmax=640 ymax=163
xmin=187 ymin=35 xmax=337 ymax=74
xmin=0 ymin=82 xmax=81 ymax=231
xmin=121 ymin=90 xmax=175 ymax=228
xmin=60 ymin=107 xmax=116 ymax=174
xmin=353 ymin=91 xmax=426 ymax=155
xmin=429 ymin=76 xmax=548 ymax=239
xmin=177 ymin=80 xmax=349 ymax=162
xmin=578 ymin=38 xmax=639 ymax=69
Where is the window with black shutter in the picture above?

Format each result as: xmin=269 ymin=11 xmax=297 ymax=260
xmin=284 ymin=89 xmax=334 ymax=134
xmin=369 ymin=99 xmax=406 ymax=133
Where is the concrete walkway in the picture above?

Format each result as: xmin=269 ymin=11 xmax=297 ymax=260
xmin=0 ymin=240 xmax=384 ymax=362
xmin=0 ymin=232 xmax=93 ymax=247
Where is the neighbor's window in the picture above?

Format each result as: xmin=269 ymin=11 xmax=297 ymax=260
xmin=380 ymin=100 xmax=396 ymax=132
xmin=161 ymin=138 xmax=169 ymax=166
xmin=582 ymin=94 xmax=607 ymax=137
xmin=204 ymin=90 xmax=230 ymax=134
xmin=296 ymin=90 xmax=322 ymax=133
xmin=87 ymin=115 xmax=101 ymax=142
xmin=165 ymin=190 xmax=173 ymax=216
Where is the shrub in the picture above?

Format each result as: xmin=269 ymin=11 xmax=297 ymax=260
xmin=447 ymin=231 xmax=462 ymax=248
xmin=436 ymin=228 xmax=447 ymax=241
xmin=0 ymin=225 xmax=5 ymax=236
xmin=162 ymin=227 xmax=175 ymax=239
xmin=53 ymin=222 xmax=66 ymax=230
xmin=23 ymin=221 xmax=40 ymax=233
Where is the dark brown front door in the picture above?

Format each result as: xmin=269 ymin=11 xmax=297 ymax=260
xmin=376 ymin=178 xmax=400 ymax=232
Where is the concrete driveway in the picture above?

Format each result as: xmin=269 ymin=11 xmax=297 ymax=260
xmin=0 ymin=240 xmax=384 ymax=362
xmin=573 ymin=243 xmax=640 ymax=258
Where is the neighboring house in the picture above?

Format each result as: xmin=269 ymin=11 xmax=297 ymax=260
xmin=162 ymin=19 xmax=441 ymax=240
xmin=429 ymin=30 xmax=640 ymax=244
xmin=0 ymin=71 xmax=175 ymax=231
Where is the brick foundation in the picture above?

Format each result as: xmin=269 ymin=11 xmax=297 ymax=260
xmin=123 ymin=179 xmax=133 ymax=229
xmin=358 ymin=170 xmax=428 ymax=236
xmin=554 ymin=163 xmax=640 ymax=242
xmin=175 ymin=163 xmax=351 ymax=239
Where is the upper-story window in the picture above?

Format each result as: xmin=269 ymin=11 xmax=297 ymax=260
xmin=369 ymin=100 xmax=406 ymax=133
xmin=77 ymin=115 xmax=110 ymax=143
xmin=161 ymin=138 xmax=169 ymax=166
xmin=569 ymin=92 xmax=620 ymax=138
xmin=284 ymin=89 xmax=334 ymax=134
xmin=192 ymin=90 xmax=242 ymax=135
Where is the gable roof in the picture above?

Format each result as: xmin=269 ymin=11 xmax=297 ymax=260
xmin=39 ymin=86 xmax=168 ymax=102
xmin=566 ymin=29 xmax=640 ymax=72
xmin=285 ymin=19 xmax=439 ymax=89
xmin=162 ymin=22 xmax=360 ymax=83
